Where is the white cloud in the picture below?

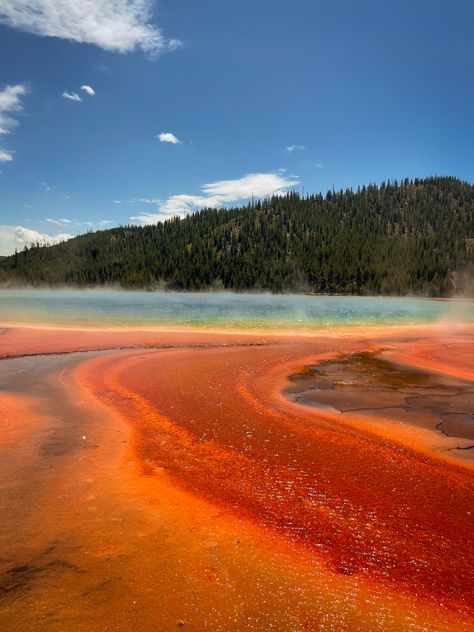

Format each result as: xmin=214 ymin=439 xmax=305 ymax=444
xmin=286 ymin=145 xmax=305 ymax=152
xmin=81 ymin=85 xmax=95 ymax=96
xmin=0 ymin=148 xmax=13 ymax=162
xmin=138 ymin=197 xmax=161 ymax=204
xmin=94 ymin=63 xmax=109 ymax=73
xmin=62 ymin=90 xmax=81 ymax=102
xmin=0 ymin=83 xmax=27 ymax=134
xmin=0 ymin=0 xmax=181 ymax=56
xmin=0 ymin=225 xmax=72 ymax=255
xmin=200 ymin=173 xmax=296 ymax=201
xmin=45 ymin=217 xmax=112 ymax=229
xmin=130 ymin=211 xmax=161 ymax=223
xmin=0 ymin=83 xmax=28 ymax=162
xmin=130 ymin=171 xmax=298 ymax=224
xmin=158 ymin=132 xmax=181 ymax=144
xmin=46 ymin=217 xmax=73 ymax=226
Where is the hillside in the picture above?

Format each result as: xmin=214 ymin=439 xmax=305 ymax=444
xmin=1 ymin=176 xmax=473 ymax=296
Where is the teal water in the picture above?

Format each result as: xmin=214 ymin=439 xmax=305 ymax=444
xmin=0 ymin=290 xmax=472 ymax=330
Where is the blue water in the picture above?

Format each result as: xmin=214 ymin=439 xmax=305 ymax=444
xmin=0 ymin=290 xmax=472 ymax=329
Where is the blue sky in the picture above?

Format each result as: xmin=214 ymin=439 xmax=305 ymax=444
xmin=0 ymin=0 xmax=473 ymax=254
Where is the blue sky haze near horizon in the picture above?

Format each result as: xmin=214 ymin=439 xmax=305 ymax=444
xmin=0 ymin=0 xmax=473 ymax=254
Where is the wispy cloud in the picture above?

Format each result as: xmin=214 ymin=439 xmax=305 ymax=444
xmin=0 ymin=148 xmax=13 ymax=162
xmin=131 ymin=171 xmax=299 ymax=224
xmin=94 ymin=63 xmax=109 ymax=74
xmin=0 ymin=84 xmax=27 ymax=134
xmin=158 ymin=132 xmax=181 ymax=144
xmin=0 ymin=224 xmax=72 ymax=255
xmin=45 ymin=217 xmax=112 ymax=229
xmin=286 ymin=145 xmax=305 ymax=152
xmin=0 ymin=83 xmax=28 ymax=162
xmin=114 ymin=198 xmax=162 ymax=208
xmin=138 ymin=197 xmax=162 ymax=204
xmin=45 ymin=217 xmax=73 ymax=226
xmin=0 ymin=0 xmax=181 ymax=56
xmin=39 ymin=181 xmax=52 ymax=192
xmin=62 ymin=90 xmax=81 ymax=102
xmin=80 ymin=85 xmax=95 ymax=96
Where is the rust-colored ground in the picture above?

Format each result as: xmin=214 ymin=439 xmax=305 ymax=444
xmin=0 ymin=323 xmax=473 ymax=631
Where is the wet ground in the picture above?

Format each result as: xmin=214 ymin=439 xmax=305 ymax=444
xmin=0 ymin=325 xmax=473 ymax=631
xmin=286 ymin=350 xmax=474 ymax=457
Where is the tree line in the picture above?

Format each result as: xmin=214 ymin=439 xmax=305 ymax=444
xmin=1 ymin=176 xmax=473 ymax=296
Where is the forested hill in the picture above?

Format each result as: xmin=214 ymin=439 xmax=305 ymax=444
xmin=1 ymin=176 xmax=473 ymax=296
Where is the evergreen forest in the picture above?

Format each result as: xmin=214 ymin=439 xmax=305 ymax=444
xmin=1 ymin=176 xmax=473 ymax=296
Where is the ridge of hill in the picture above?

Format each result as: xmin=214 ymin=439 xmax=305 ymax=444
xmin=1 ymin=176 xmax=473 ymax=296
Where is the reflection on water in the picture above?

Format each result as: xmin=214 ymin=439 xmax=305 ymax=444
xmin=0 ymin=289 xmax=473 ymax=328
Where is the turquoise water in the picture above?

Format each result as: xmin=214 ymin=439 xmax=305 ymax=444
xmin=0 ymin=290 xmax=472 ymax=329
